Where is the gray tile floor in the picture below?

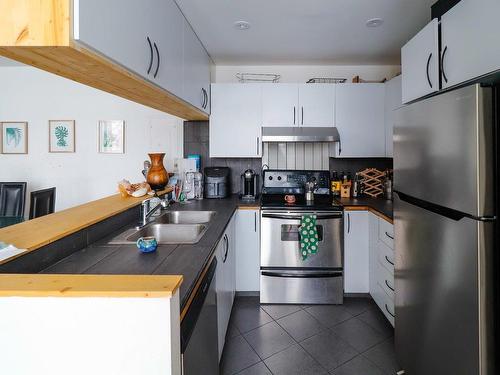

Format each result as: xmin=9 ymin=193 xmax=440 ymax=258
xmin=220 ymin=296 xmax=400 ymax=375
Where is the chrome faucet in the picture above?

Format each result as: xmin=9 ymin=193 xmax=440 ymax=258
xmin=137 ymin=196 xmax=169 ymax=229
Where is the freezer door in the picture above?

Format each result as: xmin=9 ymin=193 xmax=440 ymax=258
xmin=394 ymin=195 xmax=495 ymax=375
xmin=393 ymin=84 xmax=494 ymax=217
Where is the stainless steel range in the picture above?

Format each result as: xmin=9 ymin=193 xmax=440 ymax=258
xmin=260 ymin=170 xmax=344 ymax=304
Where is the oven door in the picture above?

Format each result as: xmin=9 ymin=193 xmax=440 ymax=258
xmin=260 ymin=210 xmax=343 ymax=268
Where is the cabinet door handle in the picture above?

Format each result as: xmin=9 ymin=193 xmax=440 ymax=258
xmin=385 ymin=279 xmax=395 ymax=292
xmin=201 ymin=88 xmax=206 ymax=108
xmin=385 ymin=255 xmax=394 ymax=266
xmin=441 ymin=46 xmax=448 ymax=84
xmin=347 ymin=213 xmax=350 ymax=233
xmin=223 ymin=234 xmax=229 ymax=263
xmin=254 ymin=212 xmax=257 ymax=232
xmin=301 ymin=106 xmax=304 ymax=125
xmin=293 ymin=106 xmax=296 ymax=125
xmin=385 ymin=304 xmax=395 ymax=318
xmin=385 ymin=231 xmax=394 ymax=240
xmin=256 ymin=137 xmax=260 ymax=155
xmin=153 ymin=42 xmax=160 ymax=78
xmin=203 ymin=88 xmax=208 ymax=109
xmin=146 ymin=36 xmax=153 ymax=75
xmin=426 ymin=52 xmax=433 ymax=88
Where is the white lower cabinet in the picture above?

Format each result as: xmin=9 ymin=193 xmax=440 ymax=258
xmin=369 ymin=214 xmax=395 ymax=326
xmin=216 ymin=213 xmax=236 ymax=360
xmin=344 ymin=211 xmax=370 ymax=293
xmin=235 ymin=209 xmax=260 ymax=292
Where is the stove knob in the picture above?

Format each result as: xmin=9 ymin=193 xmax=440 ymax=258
xmin=277 ymin=176 xmax=282 ymax=181
xmin=268 ymin=176 xmax=273 ymax=180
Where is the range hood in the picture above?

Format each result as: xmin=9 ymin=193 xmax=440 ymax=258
xmin=261 ymin=126 xmax=341 ymax=143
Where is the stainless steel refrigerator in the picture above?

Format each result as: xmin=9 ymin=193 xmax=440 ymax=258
xmin=393 ymin=84 xmax=498 ymax=375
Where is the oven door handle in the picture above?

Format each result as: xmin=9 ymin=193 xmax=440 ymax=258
xmin=261 ymin=271 xmax=343 ymax=278
xmin=261 ymin=213 xmax=343 ymax=220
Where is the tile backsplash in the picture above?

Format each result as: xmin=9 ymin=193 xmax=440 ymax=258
xmin=329 ymin=157 xmax=393 ymax=178
xmin=184 ymin=121 xmax=262 ymax=194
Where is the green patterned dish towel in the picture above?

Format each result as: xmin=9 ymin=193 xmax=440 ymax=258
xmin=300 ymin=214 xmax=319 ymax=260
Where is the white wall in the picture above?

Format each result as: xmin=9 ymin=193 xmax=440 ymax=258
xmin=214 ymin=65 xmax=401 ymax=83
xmin=0 ymin=66 xmax=183 ymax=214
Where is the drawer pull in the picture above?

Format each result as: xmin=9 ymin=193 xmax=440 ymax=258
xmin=385 ymin=255 xmax=394 ymax=266
xmin=385 ymin=231 xmax=394 ymax=240
xmin=385 ymin=304 xmax=395 ymax=318
xmin=385 ymin=279 xmax=395 ymax=292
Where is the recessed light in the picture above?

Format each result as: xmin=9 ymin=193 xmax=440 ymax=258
xmin=234 ymin=21 xmax=251 ymax=30
xmin=366 ymin=18 xmax=384 ymax=28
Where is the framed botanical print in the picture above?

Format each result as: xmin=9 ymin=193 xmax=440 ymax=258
xmin=98 ymin=120 xmax=125 ymax=154
xmin=1 ymin=122 xmax=28 ymax=154
xmin=49 ymin=120 xmax=75 ymax=153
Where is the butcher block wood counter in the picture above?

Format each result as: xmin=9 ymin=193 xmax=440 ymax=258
xmin=0 ymin=274 xmax=182 ymax=298
xmin=0 ymin=187 xmax=172 ymax=264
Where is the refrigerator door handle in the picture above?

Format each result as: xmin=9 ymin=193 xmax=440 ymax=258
xmin=395 ymin=191 xmax=496 ymax=222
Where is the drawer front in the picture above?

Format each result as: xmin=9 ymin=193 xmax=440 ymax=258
xmin=376 ymin=240 xmax=394 ymax=275
xmin=375 ymin=260 xmax=395 ymax=300
xmin=378 ymin=219 xmax=394 ymax=249
xmin=373 ymin=283 xmax=395 ymax=327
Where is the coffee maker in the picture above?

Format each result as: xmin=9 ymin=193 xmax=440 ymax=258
xmin=240 ymin=169 xmax=259 ymax=201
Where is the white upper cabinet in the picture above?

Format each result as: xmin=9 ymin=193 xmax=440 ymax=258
xmin=75 ymin=0 xmax=152 ymax=80
xmin=384 ymin=76 xmax=402 ymax=158
xmin=183 ymin=20 xmax=211 ymax=113
xmin=75 ymin=0 xmax=211 ymax=114
xmin=150 ymin=0 xmax=184 ymax=98
xmin=262 ymin=84 xmax=335 ymax=127
xmin=441 ymin=0 xmax=500 ymax=89
xmin=262 ymin=84 xmax=299 ymax=126
xmin=298 ymin=84 xmax=335 ymax=127
xmin=335 ymin=84 xmax=386 ymax=158
xmin=401 ymin=19 xmax=439 ymax=104
xmin=210 ymin=84 xmax=262 ymax=158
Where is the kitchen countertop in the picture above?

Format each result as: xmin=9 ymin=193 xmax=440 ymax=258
xmin=335 ymin=197 xmax=393 ymax=223
xmin=40 ymin=195 xmax=254 ymax=316
xmin=0 ymin=187 xmax=172 ymax=265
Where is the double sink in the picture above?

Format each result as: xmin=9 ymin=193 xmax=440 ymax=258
xmin=108 ymin=210 xmax=216 ymax=245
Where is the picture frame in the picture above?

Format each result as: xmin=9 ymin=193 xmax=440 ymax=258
xmin=1 ymin=122 xmax=28 ymax=154
xmin=98 ymin=120 xmax=125 ymax=154
xmin=49 ymin=120 xmax=75 ymax=153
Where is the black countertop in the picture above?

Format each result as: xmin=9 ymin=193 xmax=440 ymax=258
xmin=335 ymin=197 xmax=393 ymax=221
xmin=41 ymin=195 xmax=253 ymax=310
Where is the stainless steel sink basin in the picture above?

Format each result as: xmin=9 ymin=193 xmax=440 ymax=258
xmin=155 ymin=210 xmax=216 ymax=224
xmin=125 ymin=224 xmax=207 ymax=244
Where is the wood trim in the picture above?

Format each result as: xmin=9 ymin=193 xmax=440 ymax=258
xmin=0 ymin=1 xmax=208 ymax=120
xmin=0 ymin=274 xmax=183 ymax=298
xmin=343 ymin=206 xmax=393 ymax=224
xmin=0 ymin=46 xmax=208 ymax=120
xmin=0 ymin=187 xmax=173 ymax=265
xmin=237 ymin=205 xmax=260 ymax=210
xmin=180 ymin=252 xmax=216 ymax=321
xmin=0 ymin=0 xmax=71 ymax=47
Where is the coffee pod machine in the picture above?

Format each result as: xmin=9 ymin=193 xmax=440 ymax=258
xmin=240 ymin=169 xmax=259 ymax=201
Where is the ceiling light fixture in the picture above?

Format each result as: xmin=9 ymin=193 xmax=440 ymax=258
xmin=366 ymin=18 xmax=384 ymax=28
xmin=234 ymin=21 xmax=251 ymax=30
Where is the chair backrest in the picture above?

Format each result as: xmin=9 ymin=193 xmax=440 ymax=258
xmin=29 ymin=187 xmax=56 ymax=219
xmin=0 ymin=182 xmax=27 ymax=217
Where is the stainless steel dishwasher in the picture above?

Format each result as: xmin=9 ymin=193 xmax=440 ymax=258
xmin=181 ymin=258 xmax=218 ymax=375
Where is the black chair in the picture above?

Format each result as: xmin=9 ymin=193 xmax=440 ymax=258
xmin=0 ymin=182 xmax=27 ymax=217
xmin=29 ymin=187 xmax=56 ymax=219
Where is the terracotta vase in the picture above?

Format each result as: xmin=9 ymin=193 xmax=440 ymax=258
xmin=146 ymin=153 xmax=169 ymax=191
